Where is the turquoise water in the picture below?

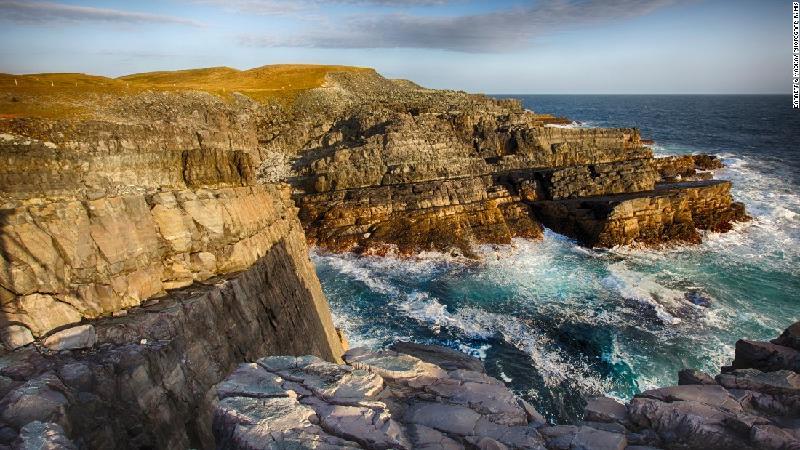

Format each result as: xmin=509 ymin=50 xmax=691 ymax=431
xmin=312 ymin=95 xmax=800 ymax=423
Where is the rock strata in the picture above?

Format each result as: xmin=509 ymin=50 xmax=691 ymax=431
xmin=0 ymin=70 xmax=347 ymax=448
xmin=0 ymin=65 xmax=756 ymax=449
xmin=1 ymin=67 xmax=747 ymax=260
xmin=213 ymin=323 xmax=800 ymax=450
xmin=280 ymin=72 xmax=746 ymax=254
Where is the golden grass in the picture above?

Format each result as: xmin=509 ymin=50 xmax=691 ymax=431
xmin=0 ymin=64 xmax=373 ymax=119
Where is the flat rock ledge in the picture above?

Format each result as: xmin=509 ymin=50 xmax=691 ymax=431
xmin=213 ymin=322 xmax=800 ymax=450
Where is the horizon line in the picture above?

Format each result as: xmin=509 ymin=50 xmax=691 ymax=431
xmin=488 ymin=93 xmax=788 ymax=96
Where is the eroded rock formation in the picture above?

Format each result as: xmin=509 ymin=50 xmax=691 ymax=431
xmin=279 ymin=72 xmax=747 ymax=254
xmin=212 ymin=323 xmax=800 ymax=450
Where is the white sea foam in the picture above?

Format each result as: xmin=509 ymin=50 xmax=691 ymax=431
xmin=602 ymin=262 xmax=683 ymax=325
xmin=313 ymin=143 xmax=799 ymax=407
xmin=389 ymin=287 xmax=615 ymax=394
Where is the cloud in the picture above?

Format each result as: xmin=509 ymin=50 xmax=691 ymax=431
xmin=194 ymin=0 xmax=452 ymax=16
xmin=239 ymin=0 xmax=684 ymax=52
xmin=0 ymin=1 xmax=204 ymax=26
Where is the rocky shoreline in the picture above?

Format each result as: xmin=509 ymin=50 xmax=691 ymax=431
xmin=209 ymin=321 xmax=800 ymax=450
xmin=0 ymin=65 xmax=769 ymax=449
xmin=211 ymin=321 xmax=800 ymax=450
xmin=7 ymin=321 xmax=799 ymax=449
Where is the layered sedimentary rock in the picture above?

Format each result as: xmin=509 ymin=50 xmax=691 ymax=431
xmin=212 ymin=323 xmax=800 ymax=450
xmin=0 ymin=88 xmax=344 ymax=447
xmin=533 ymin=180 xmax=747 ymax=247
xmin=2 ymin=68 xmax=748 ymax=259
xmin=282 ymin=72 xmax=747 ymax=254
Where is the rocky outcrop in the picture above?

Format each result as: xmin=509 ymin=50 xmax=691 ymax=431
xmin=533 ymin=180 xmax=748 ymax=247
xmin=282 ymin=73 xmax=746 ymax=254
xmin=587 ymin=322 xmax=800 ymax=450
xmin=2 ymin=68 xmax=747 ymax=259
xmin=0 ymin=235 xmax=346 ymax=448
xmin=0 ymin=65 xmax=753 ymax=449
xmin=213 ymin=323 xmax=800 ymax=450
xmin=212 ymin=345 xmax=549 ymax=450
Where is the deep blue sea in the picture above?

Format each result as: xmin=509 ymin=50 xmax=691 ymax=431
xmin=312 ymin=95 xmax=800 ymax=423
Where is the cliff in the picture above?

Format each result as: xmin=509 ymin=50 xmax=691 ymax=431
xmin=0 ymin=72 xmax=346 ymax=447
xmin=273 ymin=71 xmax=747 ymax=255
xmin=1 ymin=67 xmax=748 ymax=258
xmin=0 ymin=65 xmax=752 ymax=448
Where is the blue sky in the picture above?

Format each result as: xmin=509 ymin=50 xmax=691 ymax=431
xmin=0 ymin=0 xmax=789 ymax=93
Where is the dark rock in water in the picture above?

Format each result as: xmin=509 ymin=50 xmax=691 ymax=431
xmin=685 ymin=291 xmax=712 ymax=307
xmin=772 ymin=321 xmax=800 ymax=351
xmin=389 ymin=341 xmax=486 ymax=373
xmin=693 ymin=154 xmax=724 ymax=170
xmin=678 ymin=368 xmax=717 ymax=385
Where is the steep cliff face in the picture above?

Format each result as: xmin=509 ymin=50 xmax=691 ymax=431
xmin=0 ymin=87 xmax=344 ymax=447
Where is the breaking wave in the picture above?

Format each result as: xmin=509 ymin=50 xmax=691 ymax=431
xmin=312 ymin=95 xmax=800 ymax=423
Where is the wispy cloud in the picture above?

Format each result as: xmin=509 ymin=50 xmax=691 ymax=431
xmin=194 ymin=0 xmax=453 ymax=16
xmin=240 ymin=0 xmax=684 ymax=52
xmin=0 ymin=1 xmax=204 ymax=26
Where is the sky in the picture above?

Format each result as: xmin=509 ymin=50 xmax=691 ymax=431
xmin=0 ymin=0 xmax=790 ymax=94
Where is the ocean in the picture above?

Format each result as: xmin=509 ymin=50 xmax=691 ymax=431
xmin=311 ymin=95 xmax=800 ymax=423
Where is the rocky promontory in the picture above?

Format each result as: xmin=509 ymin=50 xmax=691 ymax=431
xmin=275 ymin=70 xmax=747 ymax=255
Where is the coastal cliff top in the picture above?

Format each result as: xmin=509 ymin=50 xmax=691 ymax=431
xmin=0 ymin=64 xmax=527 ymax=124
xmin=0 ymin=64 xmax=379 ymax=119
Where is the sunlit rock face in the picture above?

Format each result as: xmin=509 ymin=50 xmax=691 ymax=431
xmin=0 ymin=66 xmax=752 ymax=449
xmin=280 ymin=71 xmax=746 ymax=256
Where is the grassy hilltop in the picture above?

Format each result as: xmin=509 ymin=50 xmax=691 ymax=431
xmin=0 ymin=64 xmax=373 ymax=119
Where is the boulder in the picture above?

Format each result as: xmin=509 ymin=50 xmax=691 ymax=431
xmin=42 ymin=325 xmax=96 ymax=351
xmin=733 ymin=339 xmax=800 ymax=372
xmin=583 ymin=396 xmax=628 ymax=423
xmin=772 ymin=321 xmax=800 ymax=351
xmin=0 ymin=325 xmax=34 ymax=350
xmin=389 ymin=341 xmax=485 ymax=373
xmin=684 ymin=291 xmax=712 ymax=307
